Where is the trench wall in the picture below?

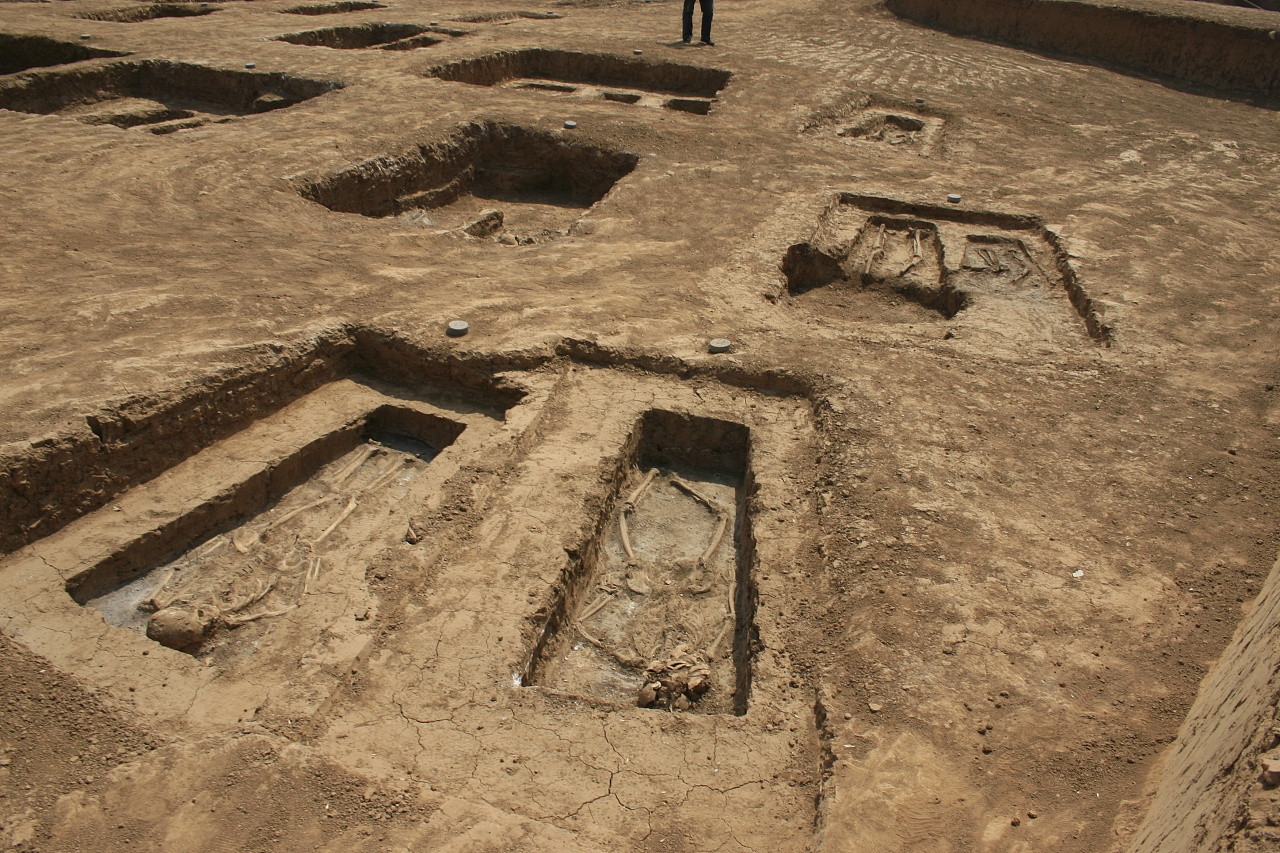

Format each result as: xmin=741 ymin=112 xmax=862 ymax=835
xmin=1128 ymin=551 xmax=1280 ymax=852
xmin=885 ymin=0 xmax=1280 ymax=98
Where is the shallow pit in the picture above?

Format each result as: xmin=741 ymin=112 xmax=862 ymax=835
xmin=426 ymin=48 xmax=730 ymax=113
xmin=272 ymin=22 xmax=452 ymax=49
xmin=298 ymin=121 xmax=638 ymax=243
xmin=281 ymin=1 xmax=386 ymax=13
xmin=75 ymin=4 xmax=220 ymax=22
xmin=0 ymin=33 xmax=127 ymax=76
xmin=447 ymin=9 xmax=563 ymax=21
xmin=785 ymin=215 xmax=967 ymax=319
xmin=0 ymin=60 xmax=342 ymax=131
xmin=524 ymin=410 xmax=756 ymax=715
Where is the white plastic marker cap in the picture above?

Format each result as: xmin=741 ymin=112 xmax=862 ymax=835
xmin=708 ymin=338 xmax=732 ymax=353
xmin=446 ymin=320 xmax=469 ymax=337
xmin=245 ymin=62 xmax=256 ymax=69
xmin=947 ymin=194 xmax=961 ymax=204
xmin=634 ymin=49 xmax=643 ymax=54
xmin=564 ymin=120 xmax=577 ymax=129
xmin=80 ymin=33 xmax=92 ymax=39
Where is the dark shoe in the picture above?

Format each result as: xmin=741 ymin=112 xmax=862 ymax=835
xmin=700 ymin=39 xmax=715 ymax=45
xmin=682 ymin=37 xmax=690 ymax=43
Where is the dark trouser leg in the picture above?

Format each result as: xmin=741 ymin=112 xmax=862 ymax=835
xmin=682 ymin=0 xmax=695 ymax=41
xmin=699 ymin=0 xmax=713 ymax=42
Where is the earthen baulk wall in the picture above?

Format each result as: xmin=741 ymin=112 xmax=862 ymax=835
xmin=885 ymin=0 xmax=1280 ymax=98
xmin=1128 ymin=552 xmax=1280 ymax=852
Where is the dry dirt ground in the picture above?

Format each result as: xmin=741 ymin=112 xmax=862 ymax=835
xmin=1 ymin=0 xmax=1280 ymax=850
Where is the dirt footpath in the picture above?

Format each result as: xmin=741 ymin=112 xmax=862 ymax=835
xmin=1 ymin=0 xmax=1279 ymax=850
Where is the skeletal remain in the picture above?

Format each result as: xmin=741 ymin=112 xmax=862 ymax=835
xmin=225 ymin=577 xmax=276 ymax=614
xmin=669 ymin=475 xmax=723 ymax=515
xmin=331 ymin=445 xmax=375 ymax=486
xmin=625 ymin=568 xmax=651 ymax=596
xmin=405 ymin=522 xmax=421 ymax=545
xmin=625 ymin=469 xmax=658 ymax=509
xmin=864 ymin=222 xmax=887 ymax=275
xmin=702 ymin=514 xmax=729 ymax=563
xmin=900 ymin=229 xmax=924 ymax=275
xmin=619 ymin=511 xmax=636 ymax=559
xmin=265 ymin=495 xmax=335 ymax=533
xmin=619 ymin=468 xmax=658 ymax=558
xmin=231 ymin=530 xmax=258 ymax=554
xmin=706 ymin=621 xmax=732 ymax=660
xmin=313 ymin=496 xmax=358 ymax=546
xmin=303 ymin=556 xmax=322 ymax=596
xmin=360 ymin=458 xmax=411 ymax=494
xmin=197 ymin=535 xmax=228 ymax=560
xmin=579 ymin=590 xmax=615 ymax=620
xmin=224 ymin=604 xmax=298 ymax=627
xmin=138 ymin=568 xmax=177 ymax=613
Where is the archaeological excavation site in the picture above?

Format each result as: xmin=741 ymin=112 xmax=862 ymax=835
xmin=1 ymin=0 xmax=1279 ymax=849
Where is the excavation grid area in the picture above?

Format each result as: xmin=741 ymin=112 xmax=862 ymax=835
xmin=525 ymin=410 xmax=756 ymax=716
xmin=299 ymin=121 xmax=638 ymax=242
xmin=426 ymin=48 xmax=732 ymax=114
xmin=67 ymin=403 xmax=464 ymax=662
xmin=0 ymin=60 xmax=342 ymax=132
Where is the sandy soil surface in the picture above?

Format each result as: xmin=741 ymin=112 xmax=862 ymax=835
xmin=1 ymin=0 xmax=1279 ymax=850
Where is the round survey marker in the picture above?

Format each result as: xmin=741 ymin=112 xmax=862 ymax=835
xmin=446 ymin=320 xmax=469 ymax=337
xmin=708 ymin=338 xmax=732 ymax=353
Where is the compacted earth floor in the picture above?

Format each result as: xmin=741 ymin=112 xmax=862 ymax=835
xmin=1 ymin=0 xmax=1279 ymax=850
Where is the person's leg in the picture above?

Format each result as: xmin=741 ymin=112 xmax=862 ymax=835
xmin=700 ymin=0 xmax=714 ymax=43
xmin=682 ymin=0 xmax=695 ymax=42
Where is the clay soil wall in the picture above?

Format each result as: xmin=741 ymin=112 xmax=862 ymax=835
xmin=885 ymin=0 xmax=1280 ymax=97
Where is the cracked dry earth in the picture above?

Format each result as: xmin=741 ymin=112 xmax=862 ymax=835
xmin=2 ymin=0 xmax=1280 ymax=850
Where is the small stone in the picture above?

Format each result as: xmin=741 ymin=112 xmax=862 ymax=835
xmin=867 ymin=702 xmax=882 ymax=713
xmin=446 ymin=319 xmax=469 ymax=337
xmin=1027 ymin=811 xmax=1038 ymax=819
xmin=636 ymin=683 xmax=658 ymax=706
xmin=708 ymin=338 xmax=732 ymax=353
xmin=1011 ymin=817 xmax=1021 ymax=827
xmin=674 ymin=695 xmax=691 ymax=711
xmin=915 ymin=97 xmax=925 ymax=104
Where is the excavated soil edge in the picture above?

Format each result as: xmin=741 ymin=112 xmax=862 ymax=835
xmin=886 ymin=0 xmax=1280 ymax=101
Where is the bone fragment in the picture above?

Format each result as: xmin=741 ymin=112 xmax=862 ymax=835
xmin=224 ymin=604 xmax=298 ymax=627
xmin=579 ymin=591 xmax=614 ymax=620
xmin=265 ymin=495 xmax=335 ymax=533
xmin=619 ymin=511 xmax=635 ymax=559
xmin=701 ymin=513 xmax=729 ymax=563
xmin=669 ymin=475 xmax=722 ymax=514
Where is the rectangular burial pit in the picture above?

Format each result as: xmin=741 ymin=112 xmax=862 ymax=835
xmin=781 ymin=193 xmax=1113 ymax=342
xmin=0 ymin=33 xmax=127 ymax=76
xmin=272 ymin=23 xmax=460 ymax=50
xmin=0 ymin=60 xmax=343 ymax=132
xmin=524 ymin=410 xmax=756 ymax=715
xmin=298 ymin=121 xmax=638 ymax=243
xmin=75 ymin=4 xmax=220 ymax=22
xmin=425 ymin=49 xmax=731 ymax=115
xmin=282 ymin=2 xmax=388 ymax=14
xmin=67 ymin=403 xmax=465 ymax=663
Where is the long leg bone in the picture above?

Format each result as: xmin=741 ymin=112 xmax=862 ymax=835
xmin=265 ymin=495 xmax=335 ymax=533
xmin=312 ymin=496 xmax=358 ymax=546
xmin=619 ymin=468 xmax=658 ymax=558
xmin=701 ymin=513 xmax=729 ymax=564
xmin=331 ymin=445 xmax=375 ymax=486
xmin=669 ymin=475 xmax=723 ymax=515
xmin=224 ymin=604 xmax=298 ymax=627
